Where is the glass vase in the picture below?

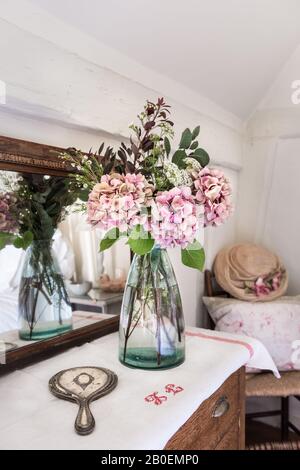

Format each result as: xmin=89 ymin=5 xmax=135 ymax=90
xmin=119 ymin=246 xmax=185 ymax=369
xmin=18 ymin=240 xmax=73 ymax=340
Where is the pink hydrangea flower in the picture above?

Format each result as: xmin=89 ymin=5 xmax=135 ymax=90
xmin=87 ymin=173 xmax=153 ymax=232
xmin=193 ymin=168 xmax=232 ymax=227
xmin=249 ymin=271 xmax=282 ymax=297
xmin=254 ymin=277 xmax=272 ymax=297
xmin=0 ymin=193 xmax=18 ymax=233
xmin=148 ymin=187 xmax=198 ymax=249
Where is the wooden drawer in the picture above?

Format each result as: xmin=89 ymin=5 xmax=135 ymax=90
xmin=165 ymin=367 xmax=245 ymax=450
xmin=215 ymin=419 xmax=240 ymax=450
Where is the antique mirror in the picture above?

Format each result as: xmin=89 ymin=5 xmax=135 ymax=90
xmin=0 ymin=135 xmax=129 ymax=375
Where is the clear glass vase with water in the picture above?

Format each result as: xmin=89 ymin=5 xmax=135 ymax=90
xmin=119 ymin=245 xmax=185 ymax=369
xmin=18 ymin=240 xmax=72 ymax=340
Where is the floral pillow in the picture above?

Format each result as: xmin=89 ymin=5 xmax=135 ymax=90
xmin=203 ymin=296 xmax=300 ymax=371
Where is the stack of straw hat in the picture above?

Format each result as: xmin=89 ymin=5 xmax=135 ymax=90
xmin=213 ymin=243 xmax=288 ymax=301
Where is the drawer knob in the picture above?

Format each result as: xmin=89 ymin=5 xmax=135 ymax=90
xmin=212 ymin=396 xmax=230 ymax=418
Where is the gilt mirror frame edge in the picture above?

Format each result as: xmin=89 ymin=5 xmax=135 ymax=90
xmin=0 ymin=134 xmax=73 ymax=176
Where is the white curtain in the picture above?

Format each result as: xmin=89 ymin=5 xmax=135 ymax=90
xmin=59 ymin=212 xmax=130 ymax=285
xmin=59 ymin=213 xmax=104 ymax=286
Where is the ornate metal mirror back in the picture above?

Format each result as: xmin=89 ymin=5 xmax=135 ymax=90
xmin=49 ymin=367 xmax=118 ymax=435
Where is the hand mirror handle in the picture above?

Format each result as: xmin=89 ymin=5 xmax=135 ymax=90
xmin=75 ymin=398 xmax=95 ymax=435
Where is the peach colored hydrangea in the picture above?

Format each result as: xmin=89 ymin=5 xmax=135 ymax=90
xmin=87 ymin=173 xmax=153 ymax=232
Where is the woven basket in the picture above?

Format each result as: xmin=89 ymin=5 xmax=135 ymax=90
xmin=247 ymin=441 xmax=300 ymax=450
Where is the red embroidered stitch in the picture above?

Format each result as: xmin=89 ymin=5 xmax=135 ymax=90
xmin=165 ymin=384 xmax=184 ymax=395
xmin=144 ymin=392 xmax=168 ymax=405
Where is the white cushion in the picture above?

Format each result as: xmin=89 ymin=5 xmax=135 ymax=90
xmin=203 ymin=295 xmax=300 ymax=371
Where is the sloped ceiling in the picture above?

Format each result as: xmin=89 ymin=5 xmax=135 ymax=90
xmin=28 ymin=0 xmax=300 ymax=120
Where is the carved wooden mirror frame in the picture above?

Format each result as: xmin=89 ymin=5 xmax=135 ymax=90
xmin=0 ymin=135 xmax=119 ymax=376
xmin=0 ymin=134 xmax=72 ymax=176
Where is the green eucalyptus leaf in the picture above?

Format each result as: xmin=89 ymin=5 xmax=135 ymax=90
xmin=181 ymin=241 xmax=205 ymax=271
xmin=164 ymin=136 xmax=171 ymax=156
xmin=78 ymin=188 xmax=90 ymax=202
xmin=192 ymin=125 xmax=200 ymax=139
xmin=190 ymin=141 xmax=198 ymax=150
xmin=13 ymin=231 xmax=33 ymax=250
xmin=172 ymin=149 xmax=187 ymax=168
xmin=179 ymin=128 xmax=193 ymax=149
xmin=190 ymin=148 xmax=210 ymax=167
xmin=0 ymin=232 xmax=15 ymax=250
xmin=34 ymin=205 xmax=54 ymax=240
xmin=33 ymin=193 xmax=46 ymax=204
xmin=13 ymin=238 xmax=24 ymax=249
xmin=23 ymin=231 xmax=34 ymax=247
xmin=100 ymin=228 xmax=120 ymax=252
xmin=128 ymin=225 xmax=154 ymax=255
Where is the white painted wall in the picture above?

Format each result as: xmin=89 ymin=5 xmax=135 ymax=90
xmin=237 ymin=44 xmax=300 ymax=268
xmin=258 ymin=139 xmax=300 ymax=295
xmin=0 ymin=14 xmax=243 ymax=327
xmin=237 ymin=44 xmax=300 ymax=430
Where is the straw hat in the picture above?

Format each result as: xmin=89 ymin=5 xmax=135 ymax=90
xmin=213 ymin=243 xmax=288 ymax=301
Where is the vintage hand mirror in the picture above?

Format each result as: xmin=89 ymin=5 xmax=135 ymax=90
xmin=49 ymin=367 xmax=118 ymax=435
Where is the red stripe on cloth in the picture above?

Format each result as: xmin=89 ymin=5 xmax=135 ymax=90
xmin=186 ymin=330 xmax=254 ymax=358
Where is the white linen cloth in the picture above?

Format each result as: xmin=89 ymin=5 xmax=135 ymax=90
xmin=0 ymin=327 xmax=278 ymax=450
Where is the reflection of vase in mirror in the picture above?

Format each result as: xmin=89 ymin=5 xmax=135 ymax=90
xmin=18 ymin=240 xmax=72 ymax=340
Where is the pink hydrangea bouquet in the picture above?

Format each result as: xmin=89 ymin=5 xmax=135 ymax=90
xmin=61 ymin=98 xmax=233 ymax=369
xmin=62 ymin=98 xmax=233 ymax=271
